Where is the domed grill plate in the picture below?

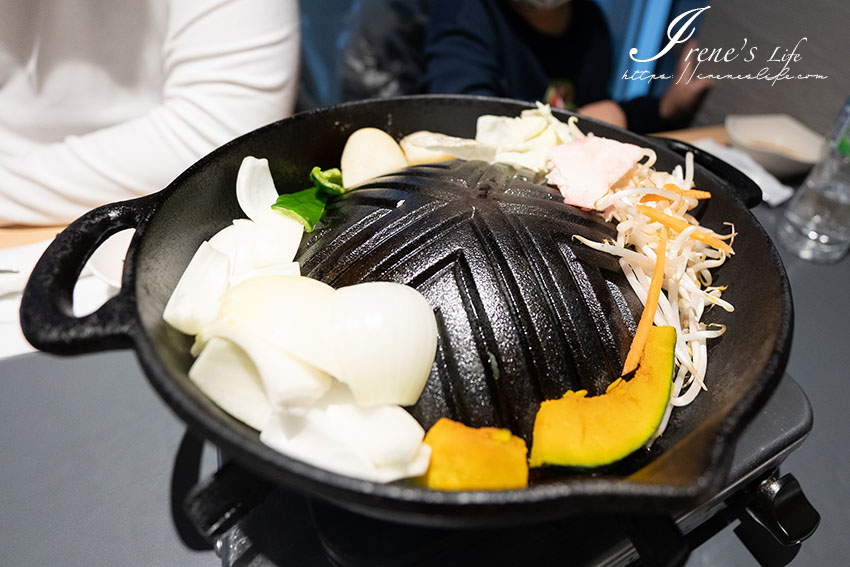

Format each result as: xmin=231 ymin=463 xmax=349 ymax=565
xmin=300 ymin=159 xmax=642 ymax=441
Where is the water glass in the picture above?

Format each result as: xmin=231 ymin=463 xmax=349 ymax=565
xmin=777 ymin=151 xmax=850 ymax=263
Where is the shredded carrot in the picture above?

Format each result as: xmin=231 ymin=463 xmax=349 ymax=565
xmin=635 ymin=204 xmax=733 ymax=254
xmin=639 ymin=184 xmax=711 ymax=204
xmin=663 ymin=183 xmax=712 ymax=200
xmin=639 ymin=193 xmax=670 ymax=204
xmin=622 ymin=229 xmax=668 ymax=376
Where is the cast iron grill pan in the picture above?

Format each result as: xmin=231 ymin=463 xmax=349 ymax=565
xmin=20 ymin=95 xmax=791 ymax=530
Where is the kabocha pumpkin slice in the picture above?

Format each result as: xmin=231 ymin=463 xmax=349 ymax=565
xmin=529 ymin=326 xmax=676 ymax=468
xmin=420 ymin=418 xmax=529 ymax=490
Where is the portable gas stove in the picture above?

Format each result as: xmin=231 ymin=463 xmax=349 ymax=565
xmin=206 ymin=374 xmax=818 ymax=567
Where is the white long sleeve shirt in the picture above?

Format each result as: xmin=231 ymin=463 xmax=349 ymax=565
xmin=0 ymin=0 xmax=300 ymax=226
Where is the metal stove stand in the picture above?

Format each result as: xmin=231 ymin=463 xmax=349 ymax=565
xmin=215 ymin=375 xmax=818 ymax=567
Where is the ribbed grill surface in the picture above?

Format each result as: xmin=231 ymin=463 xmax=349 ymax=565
xmin=299 ymin=160 xmax=642 ymax=441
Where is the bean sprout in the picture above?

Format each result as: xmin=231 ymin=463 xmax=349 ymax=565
xmin=568 ymin=126 xmax=735 ymax=416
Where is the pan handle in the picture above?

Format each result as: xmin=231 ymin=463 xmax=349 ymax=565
xmin=20 ymin=194 xmax=160 ymax=354
xmin=650 ymin=136 xmax=763 ymax=209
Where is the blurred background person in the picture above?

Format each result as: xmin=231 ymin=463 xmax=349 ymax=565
xmin=0 ymin=0 xmax=300 ymax=226
xmin=422 ymin=0 xmax=711 ymax=133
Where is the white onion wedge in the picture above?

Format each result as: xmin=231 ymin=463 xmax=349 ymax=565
xmin=232 ymin=156 xmax=305 ymax=268
xmin=260 ymin=382 xmax=430 ymax=482
xmin=194 ymin=323 xmax=332 ymax=407
xmin=163 ymin=242 xmax=230 ymax=335
xmin=340 ymin=128 xmax=409 ymax=188
xmin=207 ymin=222 xmax=243 ymax=267
xmin=229 ymin=262 xmax=300 ymax=287
xmin=400 ymin=130 xmax=478 ymax=165
xmin=329 ymin=282 xmax=437 ymax=406
xmin=309 ymin=382 xmax=425 ymax=466
xmin=236 ymin=156 xmax=280 ymax=223
xmin=207 ymin=219 xmax=256 ymax=280
xmin=210 ymin=217 xmax=302 ymax=282
xmin=229 ymin=219 xmax=258 ymax=278
xmin=218 ymin=276 xmax=341 ymax=377
xmin=253 ymin=212 xmax=303 ymax=269
xmin=189 ymin=337 xmax=272 ymax=430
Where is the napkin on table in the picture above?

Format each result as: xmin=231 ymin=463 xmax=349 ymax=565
xmin=692 ymin=138 xmax=794 ymax=206
xmin=0 ymin=240 xmax=117 ymax=360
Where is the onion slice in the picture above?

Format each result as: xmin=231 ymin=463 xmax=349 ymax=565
xmin=340 ymin=128 xmax=409 ymax=188
xmin=229 ymin=262 xmax=300 ymax=287
xmin=163 ymin=242 xmax=230 ymax=335
xmin=233 ymin=156 xmax=304 ymax=268
xmin=217 ymin=275 xmax=341 ymax=377
xmin=329 ymin=282 xmax=438 ymax=406
xmin=194 ymin=323 xmax=332 ymax=408
xmin=189 ymin=337 xmax=272 ymax=430
xmin=253 ymin=212 xmax=303 ymax=269
xmin=236 ymin=156 xmax=280 ymax=223
xmin=260 ymin=382 xmax=430 ymax=482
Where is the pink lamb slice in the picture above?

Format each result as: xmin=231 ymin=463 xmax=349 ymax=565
xmin=545 ymin=137 xmax=645 ymax=210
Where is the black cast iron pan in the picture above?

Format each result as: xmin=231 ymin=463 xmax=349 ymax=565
xmin=20 ymin=96 xmax=791 ymax=537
